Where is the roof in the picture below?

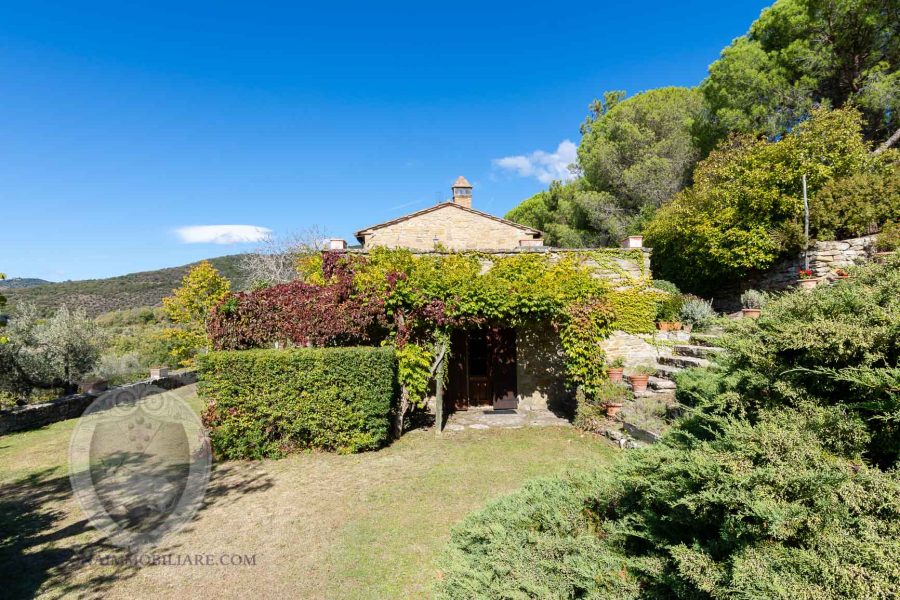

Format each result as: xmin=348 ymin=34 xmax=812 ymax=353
xmin=354 ymin=201 xmax=542 ymax=243
xmin=451 ymin=175 xmax=472 ymax=188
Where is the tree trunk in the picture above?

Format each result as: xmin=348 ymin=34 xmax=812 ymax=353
xmin=874 ymin=127 xmax=900 ymax=154
xmin=394 ymin=385 xmax=410 ymax=439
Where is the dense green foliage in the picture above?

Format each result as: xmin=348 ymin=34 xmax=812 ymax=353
xmin=644 ymin=108 xmax=895 ymax=291
xmin=213 ymin=248 xmax=654 ymax=401
xmin=438 ymin=257 xmax=900 ymax=598
xmin=0 ymin=303 xmax=102 ymax=400
xmin=438 ymin=408 xmax=900 ymax=599
xmin=809 ymin=165 xmax=900 ymax=240
xmin=702 ymin=0 xmax=900 ymax=143
xmin=161 ymin=260 xmax=231 ymax=365
xmin=504 ymin=0 xmax=900 ymax=275
xmin=3 ymin=255 xmax=246 ymax=318
xmin=677 ymin=256 xmax=900 ymax=467
xmin=197 ymin=346 xmax=396 ymax=458
xmin=507 ymin=88 xmax=706 ymax=246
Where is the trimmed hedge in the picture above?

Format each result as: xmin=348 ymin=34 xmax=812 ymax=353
xmin=197 ymin=346 xmax=396 ymax=458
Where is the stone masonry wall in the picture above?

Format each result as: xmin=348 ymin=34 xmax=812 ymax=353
xmin=515 ymin=323 xmax=569 ymax=412
xmin=0 ymin=370 xmax=197 ymax=435
xmin=712 ymin=234 xmax=877 ymax=311
xmin=349 ymin=247 xmax=652 ymax=287
xmin=363 ymin=204 xmax=533 ymax=250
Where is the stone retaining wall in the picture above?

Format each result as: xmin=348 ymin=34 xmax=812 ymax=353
xmin=0 ymin=370 xmax=197 ymax=435
xmin=712 ymin=234 xmax=877 ymax=311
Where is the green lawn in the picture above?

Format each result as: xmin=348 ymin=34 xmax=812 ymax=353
xmin=0 ymin=385 xmax=618 ymax=599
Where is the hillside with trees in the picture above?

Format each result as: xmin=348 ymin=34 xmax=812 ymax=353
xmin=2 ymin=255 xmax=247 ymax=317
xmin=505 ymin=0 xmax=900 ymax=292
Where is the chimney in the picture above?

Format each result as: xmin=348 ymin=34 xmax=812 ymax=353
xmin=327 ymin=238 xmax=347 ymax=250
xmin=451 ymin=176 xmax=472 ymax=208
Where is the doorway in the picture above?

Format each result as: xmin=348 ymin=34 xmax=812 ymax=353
xmin=445 ymin=327 xmax=517 ymax=411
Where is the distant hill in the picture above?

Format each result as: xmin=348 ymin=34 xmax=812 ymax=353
xmin=0 ymin=277 xmax=51 ymax=289
xmin=4 ymin=255 xmax=248 ymax=317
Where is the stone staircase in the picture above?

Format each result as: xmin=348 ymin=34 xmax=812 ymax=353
xmin=610 ymin=331 xmax=726 ymax=448
xmin=630 ymin=335 xmax=726 ymax=399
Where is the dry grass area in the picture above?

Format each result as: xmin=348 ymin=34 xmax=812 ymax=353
xmin=0 ymin=385 xmax=618 ymax=599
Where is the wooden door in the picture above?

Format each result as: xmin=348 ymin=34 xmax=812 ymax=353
xmin=489 ymin=327 xmax=517 ymax=406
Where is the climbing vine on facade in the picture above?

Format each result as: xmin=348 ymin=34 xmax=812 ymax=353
xmin=210 ymin=248 xmax=655 ymax=433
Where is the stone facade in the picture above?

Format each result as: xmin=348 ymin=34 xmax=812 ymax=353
xmin=713 ymin=234 xmax=877 ymax=311
xmin=356 ymin=203 xmax=542 ymax=251
xmin=515 ymin=323 xmax=569 ymax=411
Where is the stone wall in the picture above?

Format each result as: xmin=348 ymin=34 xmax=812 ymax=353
xmin=361 ymin=203 xmax=536 ymax=250
xmin=599 ymin=330 xmax=687 ymax=370
xmin=0 ymin=370 xmax=197 ymax=435
xmin=349 ymin=247 xmax=651 ymax=286
xmin=515 ymin=323 xmax=569 ymax=412
xmin=712 ymin=234 xmax=877 ymax=311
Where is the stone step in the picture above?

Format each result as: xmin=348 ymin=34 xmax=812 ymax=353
xmin=648 ymin=376 xmax=676 ymax=390
xmin=655 ymin=364 xmax=682 ymax=381
xmin=674 ymin=344 xmax=723 ymax=359
xmin=658 ymin=355 xmax=710 ymax=370
xmin=689 ymin=332 xmax=724 ymax=347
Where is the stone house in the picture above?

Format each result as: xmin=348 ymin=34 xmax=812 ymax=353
xmin=346 ymin=177 xmax=649 ymax=417
xmin=354 ymin=176 xmax=544 ymax=251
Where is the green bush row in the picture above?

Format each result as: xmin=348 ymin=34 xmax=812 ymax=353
xmin=437 ymin=409 xmax=900 ymax=599
xmin=197 ymin=346 xmax=397 ymax=458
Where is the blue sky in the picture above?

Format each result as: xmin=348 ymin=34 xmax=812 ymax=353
xmin=1 ymin=1 xmax=770 ymax=281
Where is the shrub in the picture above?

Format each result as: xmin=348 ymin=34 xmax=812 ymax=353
xmin=875 ymin=220 xmax=900 ymax=251
xmin=650 ymin=279 xmax=680 ymax=295
xmin=810 ymin=167 xmax=900 ymax=240
xmin=654 ymin=292 xmax=683 ymax=322
xmin=679 ymin=295 xmax=716 ymax=328
xmin=680 ymin=257 xmax=900 ymax=467
xmin=644 ymin=108 xmax=892 ymax=292
xmin=574 ymin=381 xmax=632 ymax=432
xmin=739 ymin=288 xmax=768 ymax=309
xmin=437 ymin=410 xmax=900 ymax=599
xmin=436 ymin=470 xmax=639 ymax=600
xmin=197 ymin=346 xmax=396 ymax=458
xmin=90 ymin=352 xmax=144 ymax=385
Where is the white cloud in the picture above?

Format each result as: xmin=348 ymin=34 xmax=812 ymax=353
xmin=493 ymin=140 xmax=578 ymax=184
xmin=174 ymin=225 xmax=272 ymax=245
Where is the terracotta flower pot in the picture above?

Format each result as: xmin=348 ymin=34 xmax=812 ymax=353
xmin=741 ymin=308 xmax=761 ymax=319
xmin=656 ymin=321 xmax=683 ymax=331
xmin=797 ymin=278 xmax=821 ymax=290
xmin=628 ymin=374 xmax=650 ymax=393
xmin=607 ymin=367 xmax=624 ymax=383
xmin=605 ymin=402 xmax=624 ymax=417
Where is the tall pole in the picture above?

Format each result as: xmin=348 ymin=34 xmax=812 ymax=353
xmin=803 ymin=174 xmax=810 ymax=271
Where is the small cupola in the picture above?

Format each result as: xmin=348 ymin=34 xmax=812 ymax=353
xmin=451 ymin=176 xmax=472 ymax=208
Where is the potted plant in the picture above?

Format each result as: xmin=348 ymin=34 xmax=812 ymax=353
xmin=740 ymin=289 xmax=766 ymax=319
xmin=797 ymin=268 xmax=820 ymax=290
xmin=873 ymin=221 xmax=899 ymax=262
xmin=606 ymin=356 xmax=626 ymax=383
xmin=594 ymin=380 xmax=631 ymax=417
xmin=655 ymin=293 xmax=683 ymax=331
xmin=627 ymin=364 xmax=656 ymax=394
xmin=833 ymin=267 xmax=851 ymax=280
xmin=680 ymin=295 xmax=716 ymax=331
